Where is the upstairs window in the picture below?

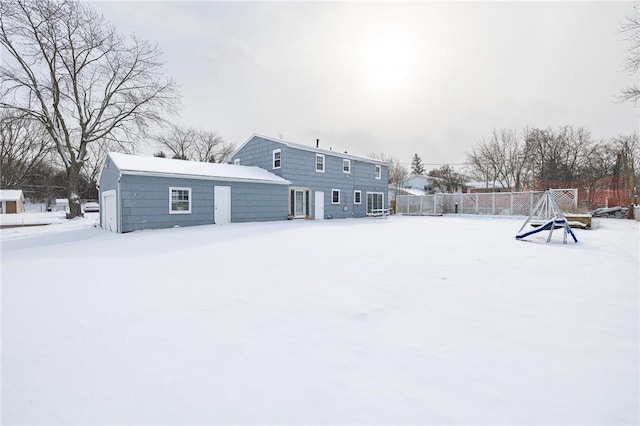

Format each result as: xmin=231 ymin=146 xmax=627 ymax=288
xmin=170 ymin=187 xmax=191 ymax=214
xmin=316 ymin=154 xmax=325 ymax=172
xmin=375 ymin=164 xmax=381 ymax=180
xmin=343 ymin=159 xmax=351 ymax=173
xmin=273 ymin=149 xmax=281 ymax=169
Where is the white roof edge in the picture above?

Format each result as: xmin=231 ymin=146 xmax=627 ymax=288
xmin=233 ymin=133 xmax=389 ymax=166
xmin=120 ymin=169 xmax=292 ymax=185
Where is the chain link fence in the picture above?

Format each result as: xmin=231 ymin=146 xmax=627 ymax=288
xmin=396 ymin=189 xmax=578 ymax=216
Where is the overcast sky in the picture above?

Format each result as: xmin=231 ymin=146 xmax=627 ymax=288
xmin=92 ymin=1 xmax=638 ymax=166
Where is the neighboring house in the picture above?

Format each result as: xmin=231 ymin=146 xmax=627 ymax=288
xmin=230 ymin=134 xmax=389 ymax=219
xmin=0 ymin=189 xmax=24 ymax=214
xmin=97 ymin=152 xmax=291 ymax=233
xmin=404 ymin=174 xmax=431 ymax=193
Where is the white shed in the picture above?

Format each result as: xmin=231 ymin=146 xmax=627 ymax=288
xmin=0 ymin=189 xmax=25 ymax=214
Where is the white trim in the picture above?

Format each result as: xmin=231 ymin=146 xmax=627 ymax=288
xmin=331 ymin=189 xmax=340 ymax=204
xmin=375 ymin=164 xmax=382 ymax=180
xmin=233 ymin=158 xmax=240 ymax=165
xmin=120 ymin=170 xmax=290 ymax=185
xmin=343 ymin=159 xmax=351 ymax=173
xmin=316 ymin=154 xmax=325 ymax=173
xmin=272 ymin=149 xmax=281 ymax=170
xmin=169 ymin=187 xmax=192 ymax=214
xmin=354 ymin=190 xmax=362 ymax=204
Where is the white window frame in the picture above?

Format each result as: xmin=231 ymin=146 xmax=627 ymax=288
xmin=273 ymin=149 xmax=281 ymax=170
xmin=331 ymin=189 xmax=340 ymax=204
xmin=316 ymin=154 xmax=325 ymax=173
xmin=233 ymin=158 xmax=240 ymax=165
xmin=354 ymin=190 xmax=361 ymax=204
xmin=169 ymin=187 xmax=192 ymax=214
xmin=375 ymin=164 xmax=381 ymax=180
xmin=343 ymin=159 xmax=351 ymax=173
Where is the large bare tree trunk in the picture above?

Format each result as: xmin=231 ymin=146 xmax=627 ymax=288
xmin=66 ymin=162 xmax=82 ymax=218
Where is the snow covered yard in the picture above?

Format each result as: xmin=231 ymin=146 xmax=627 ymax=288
xmin=1 ymin=215 xmax=638 ymax=425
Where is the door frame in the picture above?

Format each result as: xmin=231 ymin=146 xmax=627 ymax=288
xmin=214 ymin=186 xmax=231 ymax=224
xmin=101 ymin=190 xmax=117 ymax=232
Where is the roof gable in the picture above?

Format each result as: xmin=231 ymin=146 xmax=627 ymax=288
xmin=0 ymin=189 xmax=24 ymax=201
xmin=104 ymin=152 xmax=291 ymax=185
xmin=234 ymin=134 xmax=388 ymax=166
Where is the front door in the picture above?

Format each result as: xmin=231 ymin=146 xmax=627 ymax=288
xmin=214 ymin=186 xmax=231 ymax=224
xmin=314 ymin=191 xmax=324 ymax=220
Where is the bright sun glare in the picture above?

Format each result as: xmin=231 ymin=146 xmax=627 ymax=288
xmin=360 ymin=33 xmax=416 ymax=94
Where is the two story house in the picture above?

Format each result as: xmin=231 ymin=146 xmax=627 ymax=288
xmin=231 ymin=134 xmax=389 ymax=220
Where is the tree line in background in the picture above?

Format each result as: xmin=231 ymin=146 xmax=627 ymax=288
xmin=0 ymin=0 xmax=231 ymax=217
xmin=1 ymin=0 xmax=638 ymax=217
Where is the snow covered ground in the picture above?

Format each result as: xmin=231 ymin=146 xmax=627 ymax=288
xmin=1 ymin=214 xmax=638 ymax=425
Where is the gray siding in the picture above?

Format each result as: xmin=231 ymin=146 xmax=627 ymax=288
xmin=231 ymin=136 xmax=287 ymax=178
xmin=118 ymin=175 xmax=288 ymax=232
xmin=232 ymin=136 xmax=389 ymax=219
xmin=98 ymin=156 xmax=120 ymax=228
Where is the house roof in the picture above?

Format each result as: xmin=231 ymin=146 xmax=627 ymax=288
xmin=105 ymin=152 xmax=291 ymax=185
xmin=0 ymin=189 xmax=24 ymax=201
xmin=233 ymin=134 xmax=389 ymax=166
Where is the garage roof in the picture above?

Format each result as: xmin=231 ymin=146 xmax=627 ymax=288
xmin=105 ymin=153 xmax=291 ymax=185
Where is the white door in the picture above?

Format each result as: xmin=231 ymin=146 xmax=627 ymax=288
xmin=214 ymin=186 xmax=231 ymax=224
xmin=315 ymin=191 xmax=324 ymax=220
xmin=102 ymin=190 xmax=117 ymax=232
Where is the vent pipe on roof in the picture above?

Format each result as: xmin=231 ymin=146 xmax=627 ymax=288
xmin=316 ymin=139 xmax=319 ymax=148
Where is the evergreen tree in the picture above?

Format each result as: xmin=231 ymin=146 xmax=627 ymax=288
xmin=411 ymin=154 xmax=425 ymax=175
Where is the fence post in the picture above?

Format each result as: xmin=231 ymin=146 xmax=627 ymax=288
xmin=510 ymin=192 xmax=514 ymax=215
xmin=475 ymin=193 xmax=479 ymax=214
xmin=530 ymin=192 xmax=533 ymax=215
xmin=460 ymin=193 xmax=463 ymax=214
xmin=434 ymin=195 xmax=437 ymax=215
xmin=419 ymin=196 xmax=423 ymax=215
xmin=492 ymin=192 xmax=496 ymax=215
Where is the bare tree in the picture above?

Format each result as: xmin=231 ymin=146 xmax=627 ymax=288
xmin=154 ymin=124 xmax=234 ymax=162
xmin=612 ymin=132 xmax=639 ymax=217
xmin=0 ymin=110 xmax=55 ymax=189
xmin=0 ymin=0 xmax=179 ymax=217
xmin=525 ymin=126 xmax=594 ymax=188
xmin=155 ymin=124 xmax=195 ymax=160
xmin=620 ymin=5 xmax=640 ymax=104
xmin=193 ymin=129 xmax=235 ymax=163
xmin=467 ymin=128 xmax=530 ymax=191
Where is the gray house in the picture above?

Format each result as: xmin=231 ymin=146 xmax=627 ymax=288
xmin=231 ymin=134 xmax=389 ymax=219
xmin=98 ymin=152 xmax=291 ymax=233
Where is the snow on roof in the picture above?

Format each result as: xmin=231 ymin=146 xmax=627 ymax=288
xmin=0 ymin=189 xmax=24 ymax=201
xmin=235 ymin=134 xmax=388 ymax=166
xmin=107 ymin=153 xmax=291 ymax=185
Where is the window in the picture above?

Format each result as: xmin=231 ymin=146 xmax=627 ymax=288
xmin=343 ymin=159 xmax=351 ymax=173
xmin=316 ymin=154 xmax=325 ymax=172
xmin=354 ymin=190 xmax=361 ymax=204
xmin=375 ymin=164 xmax=381 ymax=179
xmin=233 ymin=159 xmax=240 ymax=165
xmin=273 ymin=149 xmax=281 ymax=169
xmin=332 ymin=189 xmax=340 ymax=204
xmin=170 ymin=187 xmax=191 ymax=214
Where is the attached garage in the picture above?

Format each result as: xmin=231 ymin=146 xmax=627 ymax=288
xmin=0 ymin=190 xmax=25 ymax=214
xmin=97 ymin=153 xmax=291 ymax=233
